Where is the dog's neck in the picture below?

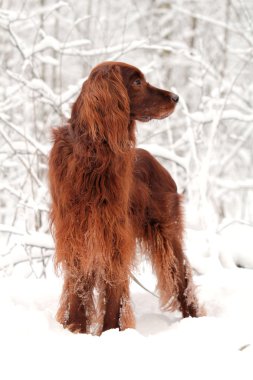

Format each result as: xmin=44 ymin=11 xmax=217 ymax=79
xmin=128 ymin=120 xmax=136 ymax=147
xmin=70 ymin=119 xmax=136 ymax=153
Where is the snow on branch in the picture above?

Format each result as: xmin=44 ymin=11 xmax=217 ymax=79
xmin=189 ymin=110 xmax=253 ymax=124
xmin=0 ymin=224 xmax=54 ymax=250
xmin=24 ymin=232 xmax=54 ymax=250
xmin=217 ymin=219 xmax=253 ymax=233
xmin=0 ymin=1 xmax=69 ymax=27
xmin=28 ymin=1 xmax=69 ymax=18
xmin=6 ymin=68 xmax=85 ymax=114
xmin=23 ymin=36 xmax=91 ymax=58
xmin=0 ymin=186 xmax=48 ymax=213
xmin=14 ymin=33 xmax=146 ymax=60
xmin=0 ymin=115 xmax=48 ymax=156
xmin=141 ymin=43 xmax=218 ymax=78
xmin=168 ymin=5 xmax=253 ymax=45
xmin=7 ymin=70 xmax=59 ymax=107
xmin=214 ymin=178 xmax=253 ymax=191
xmin=62 ymin=39 xmax=147 ymax=57
xmin=1 ymin=128 xmax=43 ymax=187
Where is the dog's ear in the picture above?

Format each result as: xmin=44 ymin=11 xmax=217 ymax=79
xmin=71 ymin=64 xmax=130 ymax=152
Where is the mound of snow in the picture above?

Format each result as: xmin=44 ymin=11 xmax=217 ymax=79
xmin=1 ymin=268 xmax=253 ymax=380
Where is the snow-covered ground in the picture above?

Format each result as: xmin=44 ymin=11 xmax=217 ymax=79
xmin=1 ymin=248 xmax=253 ymax=380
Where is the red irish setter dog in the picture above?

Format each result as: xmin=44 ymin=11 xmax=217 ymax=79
xmin=49 ymin=61 xmax=202 ymax=335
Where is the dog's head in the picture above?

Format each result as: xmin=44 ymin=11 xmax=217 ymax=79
xmin=88 ymin=61 xmax=179 ymax=122
xmin=119 ymin=62 xmax=178 ymax=122
xmin=71 ymin=62 xmax=178 ymax=151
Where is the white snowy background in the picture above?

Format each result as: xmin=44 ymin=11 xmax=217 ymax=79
xmin=0 ymin=0 xmax=253 ymax=379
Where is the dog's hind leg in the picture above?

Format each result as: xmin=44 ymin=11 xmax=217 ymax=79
xmin=142 ymin=191 xmax=202 ymax=317
xmin=133 ymin=150 xmax=203 ymax=317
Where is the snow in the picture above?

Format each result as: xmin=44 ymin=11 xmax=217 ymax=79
xmin=24 ymin=36 xmax=91 ymax=58
xmin=1 ymin=1 xmax=253 ymax=377
xmin=218 ymin=223 xmax=253 ymax=269
xmin=1 ymin=258 xmax=253 ymax=380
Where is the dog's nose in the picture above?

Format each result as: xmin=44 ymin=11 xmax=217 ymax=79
xmin=171 ymin=94 xmax=179 ymax=103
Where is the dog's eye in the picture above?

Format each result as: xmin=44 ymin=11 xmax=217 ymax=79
xmin=133 ymin=79 xmax=141 ymax=86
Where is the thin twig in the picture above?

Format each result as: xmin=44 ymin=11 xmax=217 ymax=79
xmin=130 ymin=273 xmax=159 ymax=298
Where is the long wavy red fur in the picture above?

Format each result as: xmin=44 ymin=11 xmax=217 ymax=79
xmin=49 ymin=62 xmax=202 ymax=335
